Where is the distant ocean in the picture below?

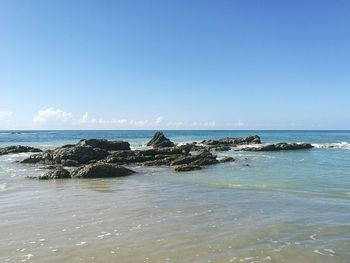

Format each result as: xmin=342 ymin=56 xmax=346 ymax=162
xmin=1 ymin=130 xmax=350 ymax=262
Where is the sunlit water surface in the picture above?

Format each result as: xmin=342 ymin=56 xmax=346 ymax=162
xmin=1 ymin=130 xmax=349 ymax=263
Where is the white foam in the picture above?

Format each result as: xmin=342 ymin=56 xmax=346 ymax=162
xmin=310 ymin=234 xmax=317 ymax=240
xmin=313 ymin=249 xmax=325 ymax=255
xmin=312 ymin=142 xmax=350 ymax=149
xmin=0 ymin=183 xmax=7 ymax=192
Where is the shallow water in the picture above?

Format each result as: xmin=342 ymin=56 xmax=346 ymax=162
xmin=0 ymin=130 xmax=350 ymax=262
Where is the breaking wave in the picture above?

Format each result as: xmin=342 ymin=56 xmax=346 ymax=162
xmin=312 ymin=142 xmax=350 ymax=149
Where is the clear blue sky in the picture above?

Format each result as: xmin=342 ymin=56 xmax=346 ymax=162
xmin=1 ymin=0 xmax=349 ymax=129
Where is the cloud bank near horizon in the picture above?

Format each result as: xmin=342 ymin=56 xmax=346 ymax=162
xmin=1 ymin=107 xmax=224 ymax=130
xmin=0 ymin=107 xmax=327 ymax=130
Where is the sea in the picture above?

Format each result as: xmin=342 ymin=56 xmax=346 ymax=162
xmin=0 ymin=130 xmax=349 ymax=263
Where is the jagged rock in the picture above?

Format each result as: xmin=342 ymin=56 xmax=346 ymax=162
xmin=72 ymin=163 xmax=135 ymax=178
xmin=61 ymin=159 xmax=80 ymax=166
xmin=146 ymin=132 xmax=175 ymax=148
xmin=105 ymin=150 xmax=154 ymax=164
xmin=52 ymin=145 xmax=108 ymax=165
xmin=78 ymin=139 xmax=130 ymax=151
xmin=202 ymin=135 xmax=261 ymax=146
xmin=0 ymin=145 xmax=42 ymax=155
xmin=240 ymin=143 xmax=313 ymax=152
xmin=218 ymin=156 xmax=235 ymax=163
xmin=171 ymin=151 xmax=218 ymax=166
xmin=38 ymin=168 xmax=71 ymax=180
xmin=21 ymin=153 xmax=43 ymax=163
xmin=142 ymin=155 xmax=182 ymax=166
xmin=21 ymin=150 xmax=54 ymax=164
xmin=141 ymin=147 xmax=188 ymax=156
xmin=206 ymin=145 xmax=231 ymax=152
xmin=219 ymin=135 xmax=261 ymax=145
xmin=172 ymin=164 xmax=202 ymax=172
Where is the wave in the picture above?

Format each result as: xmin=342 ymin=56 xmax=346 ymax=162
xmin=0 ymin=183 xmax=7 ymax=192
xmin=312 ymin=142 xmax=350 ymax=149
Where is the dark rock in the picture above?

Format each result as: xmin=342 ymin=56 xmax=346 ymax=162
xmin=142 ymin=155 xmax=182 ymax=166
xmin=171 ymin=151 xmax=218 ymax=166
xmin=172 ymin=164 xmax=202 ymax=172
xmin=21 ymin=154 xmax=43 ymax=163
xmin=61 ymin=159 xmax=80 ymax=166
xmin=39 ymin=168 xmax=71 ymax=180
xmin=202 ymin=135 xmax=261 ymax=146
xmin=72 ymin=163 xmax=135 ymax=178
xmin=21 ymin=150 xmax=54 ymax=164
xmin=78 ymin=139 xmax=130 ymax=151
xmin=218 ymin=135 xmax=261 ymax=145
xmin=218 ymin=156 xmax=235 ymax=163
xmin=206 ymin=145 xmax=231 ymax=152
xmin=105 ymin=150 xmax=154 ymax=164
xmin=52 ymin=145 xmax=108 ymax=165
xmin=239 ymin=143 xmax=313 ymax=152
xmin=140 ymin=147 xmax=186 ymax=156
xmin=201 ymin=140 xmax=220 ymax=146
xmin=0 ymin=145 xmax=42 ymax=155
xmin=177 ymin=143 xmax=202 ymax=153
xmin=146 ymin=132 xmax=175 ymax=148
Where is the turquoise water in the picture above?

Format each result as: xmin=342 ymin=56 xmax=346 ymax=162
xmin=0 ymin=130 xmax=349 ymax=262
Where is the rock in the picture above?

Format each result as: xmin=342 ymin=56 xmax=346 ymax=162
xmin=218 ymin=156 xmax=235 ymax=163
xmin=170 ymin=155 xmax=200 ymax=166
xmin=61 ymin=159 xmax=80 ymax=166
xmin=0 ymin=145 xmax=42 ymax=155
xmin=21 ymin=154 xmax=43 ymax=163
xmin=142 ymin=155 xmax=182 ymax=166
xmin=140 ymin=147 xmax=187 ymax=156
xmin=146 ymin=132 xmax=175 ymax=148
xmin=239 ymin=143 xmax=313 ymax=152
xmin=38 ymin=168 xmax=71 ymax=180
xmin=171 ymin=151 xmax=218 ymax=166
xmin=172 ymin=164 xmax=202 ymax=172
xmin=206 ymin=145 xmax=231 ymax=152
xmin=21 ymin=150 xmax=55 ymax=164
xmin=72 ymin=163 xmax=135 ymax=178
xmin=52 ymin=145 xmax=108 ymax=165
xmin=78 ymin=139 xmax=130 ymax=151
xmin=202 ymin=135 xmax=261 ymax=146
xmin=105 ymin=150 xmax=154 ymax=164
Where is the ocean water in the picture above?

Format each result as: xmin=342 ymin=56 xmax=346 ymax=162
xmin=0 ymin=130 xmax=349 ymax=263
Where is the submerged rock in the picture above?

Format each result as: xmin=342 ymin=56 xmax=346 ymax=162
xmin=147 ymin=132 xmax=175 ymax=148
xmin=218 ymin=156 xmax=235 ymax=163
xmin=39 ymin=168 xmax=71 ymax=180
xmin=0 ymin=145 xmax=42 ymax=156
xmin=172 ymin=164 xmax=202 ymax=172
xmin=78 ymin=139 xmax=130 ymax=151
xmin=240 ymin=143 xmax=313 ymax=152
xmin=72 ymin=163 xmax=135 ymax=178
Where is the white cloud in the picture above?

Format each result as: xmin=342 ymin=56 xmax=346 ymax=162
xmin=77 ymin=112 xmax=150 ymax=127
xmin=79 ymin=112 xmax=90 ymax=123
xmin=155 ymin=116 xmax=164 ymax=125
xmin=0 ymin=111 xmax=13 ymax=122
xmin=33 ymin=108 xmax=73 ymax=124
xmin=31 ymin=108 xmax=219 ymax=129
xmin=166 ymin=121 xmax=184 ymax=127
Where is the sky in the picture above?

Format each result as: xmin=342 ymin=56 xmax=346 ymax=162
xmin=0 ymin=0 xmax=350 ymax=130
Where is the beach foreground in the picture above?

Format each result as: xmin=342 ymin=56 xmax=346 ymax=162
xmin=1 ymin=130 xmax=349 ymax=262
